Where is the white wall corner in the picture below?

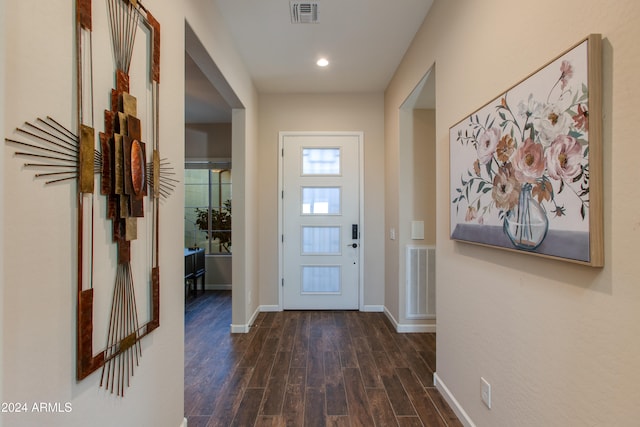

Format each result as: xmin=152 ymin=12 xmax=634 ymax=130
xmin=434 ymin=373 xmax=476 ymax=427
xmin=180 ymin=417 xmax=188 ymax=427
xmin=384 ymin=306 xmax=401 ymax=330
xmin=230 ymin=324 xmax=250 ymax=333
xmin=230 ymin=304 xmax=260 ymax=333
xmin=383 ymin=306 xmax=436 ymax=333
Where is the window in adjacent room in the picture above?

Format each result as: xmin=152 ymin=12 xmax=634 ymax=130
xmin=184 ymin=162 xmax=232 ymax=254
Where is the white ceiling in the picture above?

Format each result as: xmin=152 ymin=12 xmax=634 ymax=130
xmin=185 ymin=0 xmax=434 ymax=123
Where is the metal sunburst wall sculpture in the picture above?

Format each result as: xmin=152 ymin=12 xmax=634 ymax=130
xmin=5 ymin=0 xmax=175 ymax=396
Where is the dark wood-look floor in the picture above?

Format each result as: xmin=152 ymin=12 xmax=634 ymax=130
xmin=185 ymin=291 xmax=463 ymax=427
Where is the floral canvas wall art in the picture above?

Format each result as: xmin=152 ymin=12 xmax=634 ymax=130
xmin=449 ymin=34 xmax=603 ymax=266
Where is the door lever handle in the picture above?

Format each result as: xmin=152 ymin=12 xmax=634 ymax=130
xmin=346 ymin=243 xmax=358 ymax=248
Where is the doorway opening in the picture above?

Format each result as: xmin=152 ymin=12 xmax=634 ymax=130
xmin=184 ymin=21 xmax=244 ymax=300
xmin=397 ymin=64 xmax=437 ymax=331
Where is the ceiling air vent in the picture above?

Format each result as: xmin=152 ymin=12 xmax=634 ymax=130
xmin=290 ymin=1 xmax=319 ymax=24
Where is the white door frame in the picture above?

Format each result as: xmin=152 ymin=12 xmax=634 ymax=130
xmin=278 ymin=131 xmax=365 ymax=311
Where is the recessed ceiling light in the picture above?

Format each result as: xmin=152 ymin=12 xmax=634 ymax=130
xmin=316 ymin=58 xmax=329 ymax=67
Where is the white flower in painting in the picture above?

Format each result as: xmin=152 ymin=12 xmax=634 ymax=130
xmin=517 ymin=94 xmax=541 ymax=120
xmin=534 ymin=103 xmax=572 ymax=147
xmin=476 ymin=128 xmax=500 ymax=165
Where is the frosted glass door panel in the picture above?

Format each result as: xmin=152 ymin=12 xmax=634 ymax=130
xmin=302 ymin=148 xmax=340 ymax=175
xmin=302 ymin=226 xmax=341 ymax=254
xmin=301 ymin=266 xmax=341 ymax=293
xmin=302 ymin=187 xmax=341 ymax=214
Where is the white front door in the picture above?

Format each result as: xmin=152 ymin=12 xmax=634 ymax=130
xmin=280 ymin=132 xmax=362 ymax=310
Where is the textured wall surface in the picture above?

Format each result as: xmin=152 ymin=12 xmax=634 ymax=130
xmin=386 ymin=0 xmax=640 ymax=425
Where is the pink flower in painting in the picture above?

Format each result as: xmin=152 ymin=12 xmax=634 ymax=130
xmin=560 ymin=60 xmax=573 ymax=89
xmin=465 ymin=206 xmax=477 ymax=222
xmin=573 ymin=104 xmax=588 ymax=132
xmin=492 ymin=163 xmax=521 ymax=211
xmin=476 ymin=128 xmax=500 ymax=165
xmin=545 ymin=134 xmax=583 ymax=180
xmin=513 ymin=138 xmax=545 ymax=183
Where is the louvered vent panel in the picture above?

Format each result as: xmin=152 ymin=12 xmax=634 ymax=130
xmin=290 ymin=1 xmax=319 ymax=24
xmin=406 ymin=245 xmax=436 ymax=319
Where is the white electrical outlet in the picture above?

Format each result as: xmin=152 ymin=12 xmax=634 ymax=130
xmin=481 ymin=377 xmax=492 ymax=409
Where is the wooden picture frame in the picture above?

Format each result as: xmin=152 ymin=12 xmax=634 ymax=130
xmin=449 ymin=34 xmax=603 ymax=266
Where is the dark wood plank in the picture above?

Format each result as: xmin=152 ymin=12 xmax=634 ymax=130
xmin=186 ymin=416 xmax=211 ymax=427
xmin=282 ymin=383 xmax=305 ymax=427
xmin=254 ymin=415 xmax=285 ymax=427
xmin=326 ymin=415 xmax=351 ymax=427
xmin=367 ymin=388 xmax=399 ymax=427
xmin=356 ymin=350 xmax=383 ymax=388
xmin=396 ymin=368 xmax=447 ymax=427
xmin=261 ymin=374 xmax=288 ymax=416
xmin=271 ymin=351 xmax=292 ymax=378
xmin=230 ymin=388 xmax=264 ymax=427
xmin=306 ymin=341 xmax=325 ymax=388
xmin=427 ymin=388 xmax=465 ymax=427
xmin=238 ymin=327 xmax=270 ymax=368
xmin=304 ymin=387 xmax=326 ymax=427
xmin=397 ymin=416 xmax=425 ymax=427
xmin=372 ymin=351 xmax=416 ymax=417
xmin=288 ymin=367 xmax=306 ymax=385
xmin=325 ymin=375 xmax=348 ymax=416
xmin=207 ymin=367 xmax=253 ymax=427
xmin=248 ymin=337 xmax=280 ymax=387
xmin=324 ymin=350 xmax=348 ymax=415
xmin=339 ymin=349 xmax=359 ymax=368
xmin=185 ymin=292 xmax=462 ymax=427
xmin=342 ymin=368 xmax=375 ymax=426
xmin=278 ymin=318 xmax=298 ymax=352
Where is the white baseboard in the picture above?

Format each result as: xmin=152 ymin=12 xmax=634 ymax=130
xmin=230 ymin=305 xmax=261 ymax=333
xmin=362 ymin=305 xmax=384 ymax=312
xmin=230 ymin=323 xmax=249 ymax=333
xmin=383 ymin=307 xmax=436 ymax=333
xmin=260 ymin=305 xmax=280 ymax=312
xmin=434 ymin=373 xmax=476 ymax=427
xmin=180 ymin=417 xmax=188 ymax=427
xmin=397 ymin=323 xmax=436 ymax=333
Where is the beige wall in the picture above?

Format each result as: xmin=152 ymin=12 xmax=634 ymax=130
xmin=413 ymin=109 xmax=436 ymax=245
xmin=185 ymin=123 xmax=232 ymax=159
xmin=258 ymin=93 xmax=385 ymax=308
xmin=2 ymin=0 xmax=261 ymax=425
xmin=0 ymin=0 xmax=5 ymax=413
xmin=386 ymin=0 xmax=640 ymax=425
xmin=185 ymin=0 xmax=260 ymax=330
xmin=3 ymin=0 xmax=186 ymax=426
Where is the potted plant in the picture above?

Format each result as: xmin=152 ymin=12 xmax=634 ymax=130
xmin=194 ymin=199 xmax=232 ymax=253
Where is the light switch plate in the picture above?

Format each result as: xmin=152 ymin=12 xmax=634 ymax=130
xmin=481 ymin=377 xmax=491 ymax=409
xmin=411 ymin=220 xmax=424 ymax=240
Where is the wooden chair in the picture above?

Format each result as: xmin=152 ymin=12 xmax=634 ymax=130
xmin=193 ymin=249 xmax=206 ymax=295
xmin=185 ymin=251 xmax=195 ymax=299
